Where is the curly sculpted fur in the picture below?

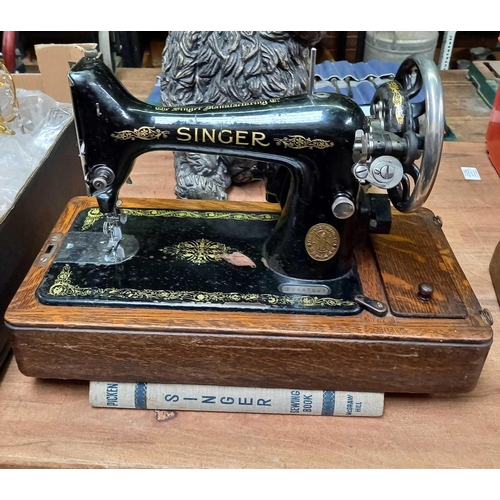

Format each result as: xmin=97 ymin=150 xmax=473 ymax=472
xmin=160 ymin=31 xmax=324 ymax=200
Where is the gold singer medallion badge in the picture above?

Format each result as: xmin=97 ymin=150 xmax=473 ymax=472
xmin=305 ymin=223 xmax=340 ymax=261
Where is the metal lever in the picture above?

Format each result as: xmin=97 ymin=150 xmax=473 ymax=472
xmin=354 ymin=295 xmax=388 ymax=317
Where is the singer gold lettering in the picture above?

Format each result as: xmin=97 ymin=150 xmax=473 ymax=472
xmin=175 ymin=127 xmax=270 ymax=147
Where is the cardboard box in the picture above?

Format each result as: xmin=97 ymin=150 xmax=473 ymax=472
xmin=12 ymin=43 xmax=97 ymax=103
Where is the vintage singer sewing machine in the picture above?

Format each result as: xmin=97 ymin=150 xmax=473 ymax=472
xmin=5 ymin=51 xmax=493 ymax=393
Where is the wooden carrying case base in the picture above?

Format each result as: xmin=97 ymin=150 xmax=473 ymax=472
xmin=6 ymin=197 xmax=493 ymax=394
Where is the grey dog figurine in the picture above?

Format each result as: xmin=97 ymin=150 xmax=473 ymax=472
xmin=160 ymin=31 xmax=325 ymax=200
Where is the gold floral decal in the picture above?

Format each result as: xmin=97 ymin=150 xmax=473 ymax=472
xmin=48 ymin=265 xmax=94 ymax=298
xmin=387 ymin=81 xmax=405 ymax=125
xmin=274 ymin=135 xmax=334 ymax=150
xmin=161 ymin=239 xmax=234 ymax=265
xmin=111 ymin=126 xmax=170 ymax=141
xmin=81 ymin=208 xmax=279 ymax=231
xmin=82 ymin=208 xmax=105 ymax=231
xmin=48 ymin=264 xmax=354 ymax=308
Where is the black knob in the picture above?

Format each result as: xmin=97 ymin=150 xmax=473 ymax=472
xmin=418 ymin=282 xmax=434 ymax=301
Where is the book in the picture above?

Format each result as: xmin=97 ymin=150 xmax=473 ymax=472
xmin=89 ymin=382 xmax=384 ymax=417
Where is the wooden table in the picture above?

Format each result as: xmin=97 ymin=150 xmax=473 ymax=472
xmin=1 ymin=69 xmax=498 ymax=469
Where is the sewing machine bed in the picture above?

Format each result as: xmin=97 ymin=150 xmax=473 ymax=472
xmin=35 ymin=205 xmax=361 ymax=316
xmin=6 ymin=197 xmax=493 ymax=394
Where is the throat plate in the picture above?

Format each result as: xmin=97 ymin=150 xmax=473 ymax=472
xmin=54 ymin=232 xmax=139 ymax=265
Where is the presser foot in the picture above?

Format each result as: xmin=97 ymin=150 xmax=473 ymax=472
xmin=103 ymin=213 xmax=125 ymax=263
xmin=102 ymin=211 xmax=138 ymax=264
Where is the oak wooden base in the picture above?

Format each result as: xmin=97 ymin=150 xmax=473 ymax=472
xmin=6 ymin=197 xmax=493 ymax=394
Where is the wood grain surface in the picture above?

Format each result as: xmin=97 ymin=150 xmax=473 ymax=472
xmin=371 ymin=212 xmax=468 ymax=318
xmin=1 ymin=69 xmax=499 ymax=468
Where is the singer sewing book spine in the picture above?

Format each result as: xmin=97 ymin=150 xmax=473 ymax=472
xmin=89 ymin=382 xmax=384 ymax=417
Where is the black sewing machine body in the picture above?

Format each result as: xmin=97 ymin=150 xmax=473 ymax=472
xmin=70 ymin=55 xmax=371 ymax=283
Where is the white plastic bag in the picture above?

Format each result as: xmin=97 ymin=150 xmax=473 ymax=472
xmin=0 ymin=88 xmax=73 ymax=221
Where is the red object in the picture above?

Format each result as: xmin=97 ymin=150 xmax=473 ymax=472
xmin=487 ymin=85 xmax=500 ymax=174
xmin=1 ymin=31 xmax=16 ymax=72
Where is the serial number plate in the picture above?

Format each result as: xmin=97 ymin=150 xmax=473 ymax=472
xmin=279 ymin=284 xmax=331 ymax=296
